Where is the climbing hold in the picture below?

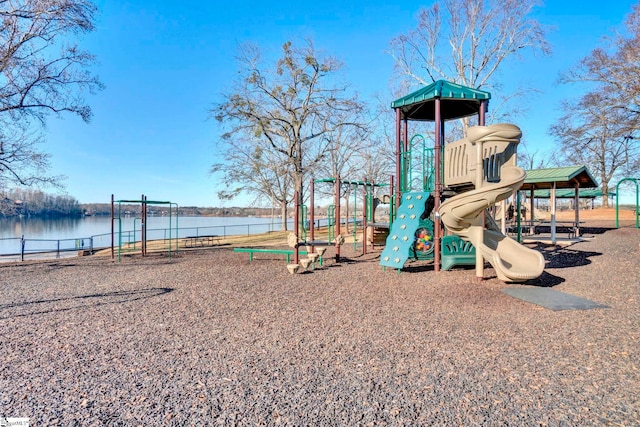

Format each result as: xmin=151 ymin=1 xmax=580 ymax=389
xmin=417 ymin=194 xmax=423 ymax=200
xmin=408 ymin=204 xmax=414 ymax=209
xmin=393 ymin=246 xmax=399 ymax=251
xmin=406 ymin=195 xmax=412 ymax=200
xmin=392 ymin=235 xmax=397 ymax=240
xmin=394 ymin=258 xmax=400 ymax=263
xmin=410 ymin=214 xmax=416 ymax=219
xmin=400 ymin=225 xmax=406 ymax=230
xmin=402 ymin=236 xmax=408 ymax=241
xmin=384 ymin=256 xmax=389 ymax=261
xmin=400 ymin=214 xmax=405 ymax=219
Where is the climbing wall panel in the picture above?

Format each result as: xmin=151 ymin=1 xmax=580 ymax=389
xmin=379 ymin=192 xmax=431 ymax=270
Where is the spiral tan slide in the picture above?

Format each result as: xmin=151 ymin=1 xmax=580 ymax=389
xmin=439 ymin=123 xmax=545 ymax=282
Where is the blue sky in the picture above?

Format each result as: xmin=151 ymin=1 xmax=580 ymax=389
xmin=43 ymin=0 xmax=638 ymax=206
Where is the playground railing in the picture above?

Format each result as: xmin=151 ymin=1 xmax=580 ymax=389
xmin=0 ymin=235 xmax=102 ymax=262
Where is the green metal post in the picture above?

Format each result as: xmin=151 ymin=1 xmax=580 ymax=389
xmin=616 ymin=184 xmax=619 ymax=228
xmin=389 ymin=195 xmax=395 ymax=227
xmin=353 ymin=184 xmax=358 ymax=250
xmin=299 ymin=204 xmax=308 ymax=241
xmin=424 ymin=148 xmax=435 ymax=192
xmin=117 ymin=202 xmax=122 ymax=262
xmin=174 ymin=203 xmax=179 ymax=256
xmin=616 ymin=178 xmax=640 ymax=228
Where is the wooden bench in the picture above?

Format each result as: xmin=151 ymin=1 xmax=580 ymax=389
xmin=234 ymin=248 xmax=323 ymax=265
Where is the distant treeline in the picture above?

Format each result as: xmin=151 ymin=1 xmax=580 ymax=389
xmin=0 ymin=189 xmax=285 ymax=218
xmin=82 ymin=203 xmax=277 ymax=217
xmin=0 ymin=189 xmax=82 ymax=217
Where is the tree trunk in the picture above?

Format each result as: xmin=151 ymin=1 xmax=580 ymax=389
xmin=281 ymin=202 xmax=288 ymax=230
xmin=601 ymin=181 xmax=610 ymax=208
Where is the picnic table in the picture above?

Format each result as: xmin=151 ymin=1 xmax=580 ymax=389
xmin=508 ymin=220 xmax=583 ymax=238
xmin=533 ymin=221 xmax=583 ymax=238
xmin=183 ymin=235 xmax=221 ymax=248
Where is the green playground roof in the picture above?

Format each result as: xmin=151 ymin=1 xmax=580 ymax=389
xmin=530 ymin=189 xmax=610 ymax=199
xmin=522 ymin=165 xmax=598 ymax=190
xmin=391 ymin=80 xmax=491 ymax=121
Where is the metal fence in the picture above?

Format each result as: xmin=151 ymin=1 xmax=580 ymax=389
xmin=0 ymin=218 xmax=338 ymax=262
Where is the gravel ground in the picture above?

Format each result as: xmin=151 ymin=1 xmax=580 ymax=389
xmin=0 ymin=224 xmax=639 ymax=426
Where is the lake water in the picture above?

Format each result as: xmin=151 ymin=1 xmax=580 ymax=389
xmin=0 ymin=216 xmax=300 ymax=256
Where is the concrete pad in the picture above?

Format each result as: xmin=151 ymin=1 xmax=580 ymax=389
xmin=501 ymin=286 xmax=609 ymax=311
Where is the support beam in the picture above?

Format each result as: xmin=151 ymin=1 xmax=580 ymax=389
xmin=474 ymin=136 xmax=484 ymax=280
xmin=551 ymin=183 xmax=557 ymax=244
xmin=363 ymin=177 xmax=368 ymax=255
xmin=294 ymin=190 xmax=300 ymax=264
xmin=395 ymin=108 xmax=402 ymax=215
xmin=310 ymin=179 xmax=315 ymax=244
xmin=529 ymin=187 xmax=535 ymax=235
xmin=335 ymin=176 xmax=341 ymax=263
xmin=574 ymin=181 xmax=580 ymax=237
xmin=434 ymin=98 xmax=442 ymax=272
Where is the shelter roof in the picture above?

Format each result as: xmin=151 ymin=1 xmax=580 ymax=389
xmin=522 ymin=165 xmax=598 ymax=190
xmin=530 ymin=189 xmax=610 ymax=199
xmin=391 ymin=80 xmax=491 ymax=121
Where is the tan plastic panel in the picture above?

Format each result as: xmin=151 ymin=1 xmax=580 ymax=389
xmin=444 ymin=123 xmax=521 ymax=189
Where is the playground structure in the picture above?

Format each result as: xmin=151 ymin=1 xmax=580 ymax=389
xmin=110 ymin=194 xmax=179 ymax=262
xmin=288 ymin=176 xmax=389 ymax=267
xmin=273 ymin=80 xmax=625 ymax=282
xmin=378 ymin=80 xmax=545 ymax=282
xmin=282 ymin=81 xmax=546 ymax=281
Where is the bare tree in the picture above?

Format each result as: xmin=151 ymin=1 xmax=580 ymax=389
xmin=212 ymin=39 xmax=366 ymax=228
xmin=552 ymin=4 xmax=640 ymax=206
xmin=559 ymin=3 xmax=640 ymax=132
xmin=517 ymin=139 xmax=559 ymax=170
xmin=311 ymin=110 xmax=375 ymax=232
xmin=550 ymin=91 xmax=637 ymax=207
xmin=0 ymin=125 xmax=63 ymax=188
xmin=0 ymin=0 xmax=102 ymax=187
xmin=388 ymin=0 xmax=550 ymax=129
xmin=211 ymin=138 xmax=294 ymax=226
xmin=356 ymin=144 xmax=394 ymax=189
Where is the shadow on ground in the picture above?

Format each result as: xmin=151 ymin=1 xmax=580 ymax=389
xmin=0 ymin=287 xmax=174 ymax=320
xmin=533 ymin=243 xmax=602 ymax=269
